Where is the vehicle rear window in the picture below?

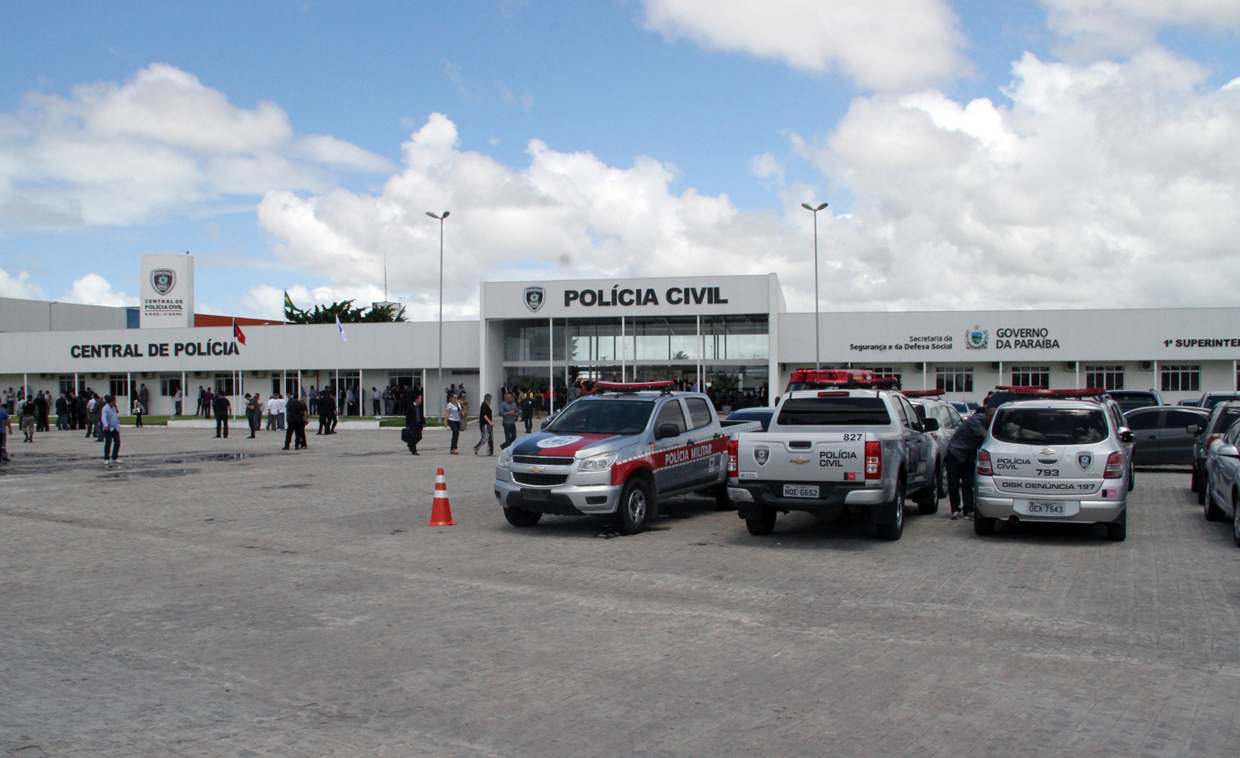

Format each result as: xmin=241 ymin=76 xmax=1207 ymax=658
xmin=547 ymin=399 xmax=654 ymax=435
xmin=1210 ymin=408 xmax=1240 ymax=433
xmin=776 ymin=398 xmax=891 ymax=426
xmin=992 ymin=408 xmax=1109 ymax=445
xmin=1111 ymin=394 xmax=1157 ymax=409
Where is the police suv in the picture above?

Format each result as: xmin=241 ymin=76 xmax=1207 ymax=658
xmin=974 ymin=390 xmax=1135 ymax=541
xmin=494 ymin=381 xmax=762 ymax=535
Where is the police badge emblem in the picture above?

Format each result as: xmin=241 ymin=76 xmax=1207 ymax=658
xmin=151 ymin=268 xmax=176 ymax=296
xmin=1077 ymin=452 xmax=1093 ymax=470
xmin=754 ymin=445 xmax=770 ymax=465
xmin=524 ymin=287 xmax=546 ymax=312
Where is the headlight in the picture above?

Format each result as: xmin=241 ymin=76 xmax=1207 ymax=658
xmin=578 ymin=452 xmax=618 ymax=472
xmin=497 ymin=449 xmax=512 ymax=468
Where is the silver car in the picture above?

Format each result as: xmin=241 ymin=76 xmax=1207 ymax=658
xmin=907 ymin=392 xmax=963 ymax=499
xmin=1203 ymin=418 xmax=1240 ymax=547
xmin=974 ymin=399 xmax=1135 ymax=541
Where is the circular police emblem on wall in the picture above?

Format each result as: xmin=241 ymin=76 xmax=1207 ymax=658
xmin=965 ymin=325 xmax=988 ymax=349
xmin=151 ymin=268 xmax=176 ymax=296
xmin=524 ymin=286 xmax=546 ymax=312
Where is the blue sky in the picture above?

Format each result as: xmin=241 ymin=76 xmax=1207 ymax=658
xmin=2 ymin=1 xmax=1239 ymax=319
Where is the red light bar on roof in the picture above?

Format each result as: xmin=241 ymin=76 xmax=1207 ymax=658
xmin=900 ymin=389 xmax=944 ymax=397
xmin=594 ymin=380 xmax=676 ymax=392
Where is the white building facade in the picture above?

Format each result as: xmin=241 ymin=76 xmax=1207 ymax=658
xmin=1 ymin=272 xmax=1237 ymax=414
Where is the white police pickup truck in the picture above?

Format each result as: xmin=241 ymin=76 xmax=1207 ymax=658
xmin=727 ymin=388 xmax=940 ymax=540
xmin=495 ymin=381 xmax=762 ymax=534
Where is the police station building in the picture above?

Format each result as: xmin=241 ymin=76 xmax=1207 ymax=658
xmin=1 ymin=255 xmax=1238 ymax=415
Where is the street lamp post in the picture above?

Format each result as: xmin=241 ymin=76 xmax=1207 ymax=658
xmin=801 ymin=202 xmax=828 ymax=371
xmin=426 ymin=210 xmax=450 ymax=416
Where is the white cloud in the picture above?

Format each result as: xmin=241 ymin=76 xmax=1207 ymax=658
xmin=795 ymin=48 xmax=1240 ymax=310
xmin=641 ymin=0 xmax=970 ymax=91
xmin=0 ymin=64 xmax=392 ymax=230
xmin=748 ymin=152 xmax=786 ymax=188
xmin=1043 ymin=0 xmax=1240 ymax=55
xmin=256 ymin=58 xmax=1240 ymax=317
xmin=62 ymin=273 xmax=135 ymax=307
xmin=256 ymin=113 xmax=807 ymax=319
xmin=0 ymin=266 xmax=46 ymax=299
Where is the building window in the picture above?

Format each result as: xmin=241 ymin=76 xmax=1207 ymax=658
xmin=866 ymin=366 xmax=903 ymax=385
xmin=1011 ymin=366 xmax=1050 ymax=389
xmin=936 ymin=366 xmax=973 ymax=393
xmin=214 ymin=373 xmax=234 ymax=396
xmin=59 ymin=375 xmax=80 ymax=395
xmin=109 ymin=374 xmax=130 ymax=397
xmin=1085 ymin=365 xmax=1124 ymax=390
xmin=160 ymin=375 xmax=182 ymax=397
xmin=1161 ymin=364 xmax=1200 ymax=393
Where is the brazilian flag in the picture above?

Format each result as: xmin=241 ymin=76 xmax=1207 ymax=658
xmin=284 ymin=290 xmax=296 ymax=312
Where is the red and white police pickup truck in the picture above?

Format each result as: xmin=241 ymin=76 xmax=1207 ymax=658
xmin=495 ymin=381 xmax=763 ymax=534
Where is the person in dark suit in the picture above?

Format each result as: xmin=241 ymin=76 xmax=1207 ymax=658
xmin=213 ymin=392 xmax=232 ymax=438
xmin=404 ymin=393 xmax=425 ymax=455
xmin=284 ymin=395 xmax=308 ymax=450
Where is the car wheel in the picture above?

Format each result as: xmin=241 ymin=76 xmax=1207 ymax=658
xmin=937 ymin=458 xmax=948 ymax=499
xmin=713 ymin=483 xmax=733 ymax=511
xmin=1232 ymin=489 xmax=1240 ymax=548
xmin=745 ymin=505 xmax=777 ymax=536
xmin=875 ymin=480 xmax=905 ymax=541
xmin=1105 ymin=509 xmax=1127 ymax=542
xmin=1191 ymin=468 xmax=1199 ymax=492
xmin=974 ymin=515 xmax=996 ymax=536
xmin=503 ymin=507 xmax=542 ymax=527
xmin=617 ymin=476 xmax=653 ymax=535
xmin=1128 ymin=467 xmax=1135 ymax=491
xmin=1205 ymin=478 xmax=1226 ymax=522
xmin=915 ymin=464 xmax=940 ymax=515
xmin=1198 ymin=468 xmax=1207 ymax=505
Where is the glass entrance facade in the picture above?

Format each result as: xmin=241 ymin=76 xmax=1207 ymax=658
xmin=500 ymin=314 xmax=770 ymax=406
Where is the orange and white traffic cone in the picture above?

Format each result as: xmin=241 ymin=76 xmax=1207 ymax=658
xmin=429 ymin=467 xmax=456 ymax=526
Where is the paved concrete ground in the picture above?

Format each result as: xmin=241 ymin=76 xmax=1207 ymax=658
xmin=3 ymin=426 xmax=1240 ymax=757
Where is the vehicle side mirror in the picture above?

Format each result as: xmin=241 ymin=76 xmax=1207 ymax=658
xmin=656 ymin=422 xmax=681 ymax=440
xmin=1120 ymin=430 xmax=1135 ymax=444
xmin=1220 ymin=445 xmax=1240 ymax=459
xmin=1186 ymin=424 xmax=1202 ymax=435
xmin=922 ymin=418 xmax=939 ymax=432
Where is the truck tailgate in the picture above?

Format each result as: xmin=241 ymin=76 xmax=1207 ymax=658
xmin=740 ymin=434 xmax=867 ymax=482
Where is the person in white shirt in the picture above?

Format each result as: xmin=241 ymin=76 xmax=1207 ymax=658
xmin=266 ymin=395 xmax=279 ymax=431
xmin=275 ymin=395 xmax=287 ymax=430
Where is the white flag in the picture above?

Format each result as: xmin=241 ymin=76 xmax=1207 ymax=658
xmin=336 ymin=315 xmax=348 ymax=342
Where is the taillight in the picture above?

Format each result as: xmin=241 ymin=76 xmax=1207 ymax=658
xmin=1104 ymin=452 xmax=1123 ymax=479
xmin=1208 ymin=435 xmax=1222 ymax=448
xmin=728 ymin=439 xmax=738 ymax=475
xmin=977 ymin=449 xmax=992 ymax=476
xmin=865 ymin=441 xmax=881 ymax=479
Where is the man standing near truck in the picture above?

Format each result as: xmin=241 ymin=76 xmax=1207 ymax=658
xmin=946 ymin=406 xmax=995 ymax=520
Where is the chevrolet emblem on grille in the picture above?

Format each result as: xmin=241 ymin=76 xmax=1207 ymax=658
xmin=530 ymin=465 xmax=546 ymax=473
xmin=791 ymin=457 xmax=810 ymax=464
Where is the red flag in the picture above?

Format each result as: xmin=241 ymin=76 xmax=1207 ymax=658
xmin=232 ymin=318 xmax=247 ymax=345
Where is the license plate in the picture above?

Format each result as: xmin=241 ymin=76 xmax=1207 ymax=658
xmin=783 ymin=484 xmax=820 ymax=499
xmin=1026 ymin=500 xmax=1064 ymax=515
xmin=521 ymin=488 xmax=550 ymax=502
